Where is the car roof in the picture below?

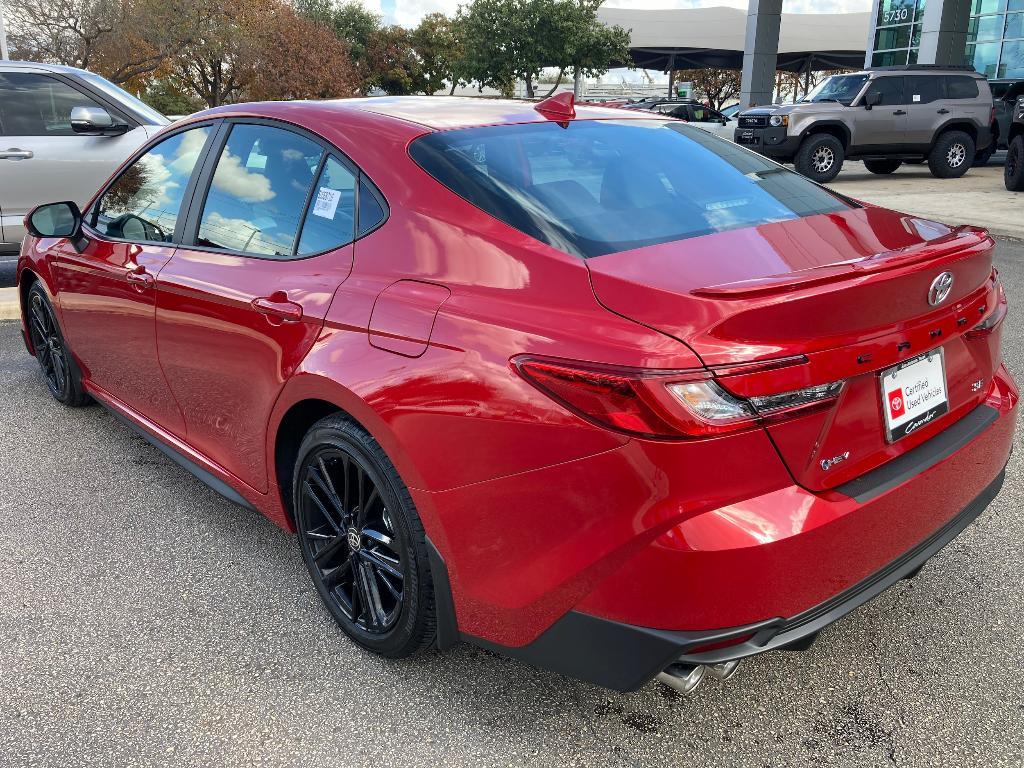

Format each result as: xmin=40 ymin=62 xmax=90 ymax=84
xmin=0 ymin=60 xmax=95 ymax=77
xmin=344 ymin=96 xmax=647 ymax=129
xmin=196 ymin=95 xmax=651 ymax=132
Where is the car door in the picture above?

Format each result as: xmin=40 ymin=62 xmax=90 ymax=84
xmin=687 ymin=106 xmax=734 ymax=139
xmin=855 ymin=76 xmax=909 ymax=147
xmin=51 ymin=123 xmax=217 ymax=436
xmin=903 ymin=75 xmax=945 ymax=147
xmin=154 ymin=121 xmax=376 ymax=493
xmin=0 ymin=70 xmax=151 ymax=247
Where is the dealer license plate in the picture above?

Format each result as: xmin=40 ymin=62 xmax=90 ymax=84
xmin=879 ymin=348 xmax=949 ymax=443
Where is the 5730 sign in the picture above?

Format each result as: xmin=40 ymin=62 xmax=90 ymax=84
xmin=883 ymin=6 xmax=911 ymax=23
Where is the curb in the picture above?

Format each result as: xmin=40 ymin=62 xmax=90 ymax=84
xmin=0 ymin=288 xmax=21 ymax=322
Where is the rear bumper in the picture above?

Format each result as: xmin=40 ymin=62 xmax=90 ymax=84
xmin=472 ymin=464 xmax=1005 ymax=691
xmin=451 ymin=365 xmax=1017 ymax=690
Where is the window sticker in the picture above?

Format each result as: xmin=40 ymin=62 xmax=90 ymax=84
xmin=312 ymin=187 xmax=341 ymax=219
xmin=912 ymin=94 xmax=921 ymax=102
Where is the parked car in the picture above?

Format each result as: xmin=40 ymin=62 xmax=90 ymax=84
xmin=980 ymin=78 xmax=1024 ymax=164
xmin=1005 ymin=96 xmax=1024 ymax=190
xmin=0 ymin=61 xmax=169 ymax=253
xmin=620 ymin=97 xmax=702 ymax=111
xmin=721 ymin=103 xmax=741 ymax=119
xmin=736 ymin=65 xmax=994 ymax=182
xmin=18 ymin=94 xmax=1016 ymax=695
xmin=646 ymin=101 xmax=736 ymax=140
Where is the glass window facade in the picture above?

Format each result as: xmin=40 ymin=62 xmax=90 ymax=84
xmin=964 ymin=0 xmax=1024 ymax=76
xmin=872 ymin=0 xmax=924 ymax=66
xmin=871 ymin=0 xmax=1024 ymax=78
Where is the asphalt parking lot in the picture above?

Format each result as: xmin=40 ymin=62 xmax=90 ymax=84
xmin=1 ymin=242 xmax=1023 ymax=768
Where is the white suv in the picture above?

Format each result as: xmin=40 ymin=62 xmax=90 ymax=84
xmin=0 ymin=61 xmax=169 ymax=252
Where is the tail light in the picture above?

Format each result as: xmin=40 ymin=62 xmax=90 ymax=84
xmin=965 ymin=283 xmax=1007 ymax=339
xmin=514 ymin=356 xmax=843 ymax=439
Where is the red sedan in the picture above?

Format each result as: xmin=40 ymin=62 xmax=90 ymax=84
xmin=17 ymin=94 xmax=1016 ymax=694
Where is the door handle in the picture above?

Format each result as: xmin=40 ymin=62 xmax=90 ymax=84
xmin=893 ymin=109 xmax=907 ymax=116
xmin=937 ymin=108 xmax=950 ymax=114
xmin=252 ymin=293 xmax=303 ymax=323
xmin=0 ymin=148 xmax=33 ymax=160
xmin=126 ymin=263 xmax=154 ymax=290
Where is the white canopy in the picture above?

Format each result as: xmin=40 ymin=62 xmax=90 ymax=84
xmin=597 ymin=6 xmax=871 ymax=72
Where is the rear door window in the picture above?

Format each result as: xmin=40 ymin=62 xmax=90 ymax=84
xmin=196 ymin=124 xmax=323 ymax=258
xmin=906 ymin=75 xmax=945 ymax=104
xmin=409 ymin=120 xmax=850 ymax=259
xmin=296 ymin=156 xmax=357 ymax=255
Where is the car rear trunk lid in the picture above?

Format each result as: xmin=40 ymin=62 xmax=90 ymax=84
xmin=587 ymin=207 xmax=1003 ymax=490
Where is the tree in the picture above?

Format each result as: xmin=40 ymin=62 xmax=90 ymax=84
xmin=559 ymin=0 xmax=630 ymax=97
xmin=143 ymin=77 xmax=205 ymax=116
xmin=7 ymin=0 xmax=212 ymax=85
xmin=328 ymin=0 xmax=382 ymax=65
xmin=297 ymin=0 xmax=423 ymax=96
xmin=457 ymin=0 xmax=629 ymax=98
xmin=245 ymin=5 xmax=359 ymax=101
xmin=411 ymin=13 xmax=466 ymax=95
xmin=171 ymin=0 xmax=357 ymax=107
xmin=362 ymin=26 xmax=425 ymax=96
xmin=672 ymin=68 xmax=741 ymax=110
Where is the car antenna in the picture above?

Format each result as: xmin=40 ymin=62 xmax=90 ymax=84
xmin=534 ymin=92 xmax=575 ymax=124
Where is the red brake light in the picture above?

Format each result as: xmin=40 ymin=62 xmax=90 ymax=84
xmin=514 ymin=358 xmax=695 ymax=438
xmin=513 ymin=356 xmax=844 ymax=439
xmin=965 ymin=287 xmax=1007 ymax=339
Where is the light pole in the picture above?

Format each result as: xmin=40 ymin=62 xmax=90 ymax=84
xmin=0 ymin=0 xmax=9 ymax=61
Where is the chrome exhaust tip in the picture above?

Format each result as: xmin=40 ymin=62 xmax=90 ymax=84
xmin=656 ymin=663 xmax=706 ymax=694
xmin=708 ymin=659 xmax=741 ymax=681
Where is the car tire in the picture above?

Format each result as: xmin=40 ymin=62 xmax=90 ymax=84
xmin=794 ymin=134 xmax=845 ymax=183
xmin=928 ymin=130 xmax=975 ymax=179
xmin=25 ymin=283 xmax=90 ymax=407
xmin=293 ymin=413 xmax=436 ymax=658
xmin=1005 ymin=135 xmax=1024 ymax=191
xmin=863 ymin=159 xmax=902 ymax=175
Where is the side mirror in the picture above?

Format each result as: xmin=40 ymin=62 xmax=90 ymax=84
xmin=26 ymin=202 xmax=86 ymax=249
xmin=70 ymin=106 xmax=128 ymax=135
xmin=864 ymin=92 xmax=882 ymax=110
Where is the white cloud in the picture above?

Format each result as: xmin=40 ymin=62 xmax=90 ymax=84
xmin=210 ymin=151 xmax=275 ymax=203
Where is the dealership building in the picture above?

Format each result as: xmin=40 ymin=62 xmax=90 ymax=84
xmin=866 ymin=0 xmax=1024 ymax=76
xmin=601 ymin=0 xmax=1023 ymax=109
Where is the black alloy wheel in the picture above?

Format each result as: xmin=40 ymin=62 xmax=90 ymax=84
xmin=294 ymin=415 xmax=436 ymax=657
xmin=26 ymin=283 xmax=89 ymax=406
xmin=794 ymin=133 xmax=845 ymax=183
xmin=928 ymin=130 xmax=974 ymax=179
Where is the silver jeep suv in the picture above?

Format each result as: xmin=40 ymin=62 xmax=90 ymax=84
xmin=0 ymin=61 xmax=170 ymax=253
xmin=735 ymin=65 xmax=994 ymax=183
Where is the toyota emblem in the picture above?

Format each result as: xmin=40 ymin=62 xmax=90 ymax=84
xmin=928 ymin=271 xmax=954 ymax=306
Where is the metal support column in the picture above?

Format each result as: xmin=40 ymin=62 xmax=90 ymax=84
xmin=917 ymin=0 xmax=972 ymax=66
xmin=739 ymin=0 xmax=783 ymax=108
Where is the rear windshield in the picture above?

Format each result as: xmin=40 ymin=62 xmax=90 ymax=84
xmin=409 ymin=120 xmax=850 ymax=259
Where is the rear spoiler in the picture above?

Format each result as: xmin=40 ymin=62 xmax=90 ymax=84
xmin=692 ymin=226 xmax=993 ymax=299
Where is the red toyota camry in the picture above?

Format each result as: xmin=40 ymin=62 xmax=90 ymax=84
xmin=17 ymin=95 xmax=1016 ymax=694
